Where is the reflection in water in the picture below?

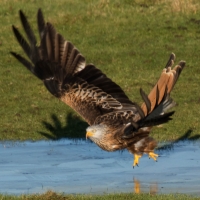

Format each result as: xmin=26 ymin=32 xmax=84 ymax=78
xmin=150 ymin=183 xmax=158 ymax=195
xmin=134 ymin=179 xmax=158 ymax=195
xmin=134 ymin=179 xmax=141 ymax=194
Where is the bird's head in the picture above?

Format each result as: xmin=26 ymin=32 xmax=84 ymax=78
xmin=86 ymin=124 xmax=106 ymax=141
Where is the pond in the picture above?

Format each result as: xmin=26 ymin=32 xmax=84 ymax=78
xmin=0 ymin=139 xmax=200 ymax=195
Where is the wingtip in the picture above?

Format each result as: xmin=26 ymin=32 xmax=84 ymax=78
xmin=19 ymin=9 xmax=25 ymax=19
xmin=38 ymin=8 xmax=42 ymax=12
xmin=10 ymin=51 xmax=19 ymax=57
xmin=37 ymin=8 xmax=43 ymax=16
xmin=171 ymin=52 xmax=176 ymax=59
xmin=11 ymin=25 xmax=15 ymax=31
xmin=10 ymin=51 xmax=15 ymax=56
xmin=178 ymin=60 xmax=186 ymax=68
xmin=11 ymin=25 xmax=18 ymax=36
xmin=165 ymin=53 xmax=176 ymax=69
xmin=10 ymin=51 xmax=21 ymax=60
xmin=37 ymin=8 xmax=45 ymax=40
xmin=170 ymin=52 xmax=176 ymax=62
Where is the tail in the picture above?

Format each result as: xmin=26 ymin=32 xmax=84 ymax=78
xmin=10 ymin=9 xmax=86 ymax=97
xmin=139 ymin=53 xmax=185 ymax=126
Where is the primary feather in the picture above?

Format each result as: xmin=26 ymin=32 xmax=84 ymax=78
xmin=11 ymin=9 xmax=185 ymax=167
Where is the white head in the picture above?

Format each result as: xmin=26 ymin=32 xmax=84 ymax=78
xmin=86 ymin=124 xmax=106 ymax=141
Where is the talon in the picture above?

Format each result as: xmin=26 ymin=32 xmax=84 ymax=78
xmin=133 ymin=154 xmax=142 ymax=167
xmin=148 ymin=152 xmax=159 ymax=161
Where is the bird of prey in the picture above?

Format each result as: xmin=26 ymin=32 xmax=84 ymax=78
xmin=11 ymin=9 xmax=185 ymax=167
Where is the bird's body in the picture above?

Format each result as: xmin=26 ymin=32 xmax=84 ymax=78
xmin=11 ymin=9 xmax=185 ymax=167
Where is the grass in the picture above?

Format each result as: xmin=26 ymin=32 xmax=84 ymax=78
xmin=1 ymin=0 xmax=200 ymax=141
xmin=1 ymin=0 xmax=200 ymax=198
xmin=0 ymin=191 xmax=200 ymax=200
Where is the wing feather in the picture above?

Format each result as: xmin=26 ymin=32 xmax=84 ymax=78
xmin=98 ymin=53 xmax=185 ymax=140
xmin=11 ymin=9 xmax=139 ymax=125
xmin=10 ymin=52 xmax=35 ymax=74
xmin=76 ymin=64 xmax=134 ymax=104
xmin=11 ymin=9 xmax=186 ymax=159
xmin=19 ymin=10 xmax=37 ymax=46
xmin=12 ymin=25 xmax=32 ymax=61
xmin=11 ymin=9 xmax=185 ymax=131
xmin=37 ymin=8 xmax=45 ymax=40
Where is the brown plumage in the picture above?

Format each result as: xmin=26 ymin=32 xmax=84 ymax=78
xmin=11 ymin=9 xmax=185 ymax=167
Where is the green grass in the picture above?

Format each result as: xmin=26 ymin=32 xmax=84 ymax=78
xmin=2 ymin=0 xmax=200 ymax=141
xmin=0 ymin=191 xmax=199 ymax=200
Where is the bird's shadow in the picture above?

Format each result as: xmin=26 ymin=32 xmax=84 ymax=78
xmin=157 ymin=129 xmax=200 ymax=151
xmin=38 ymin=112 xmax=88 ymax=140
xmin=38 ymin=113 xmax=200 ymax=151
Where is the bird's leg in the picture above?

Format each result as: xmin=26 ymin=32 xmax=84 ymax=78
xmin=148 ymin=151 xmax=158 ymax=161
xmin=133 ymin=153 xmax=142 ymax=167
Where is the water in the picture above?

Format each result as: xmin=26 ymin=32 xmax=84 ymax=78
xmin=0 ymin=139 xmax=200 ymax=195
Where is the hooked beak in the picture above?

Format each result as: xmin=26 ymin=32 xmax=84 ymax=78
xmin=86 ymin=131 xmax=94 ymax=140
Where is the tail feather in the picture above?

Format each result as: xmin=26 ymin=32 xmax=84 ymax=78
xmin=145 ymin=93 xmax=176 ymax=121
xmin=141 ymin=53 xmax=185 ymax=117
xmin=140 ymin=88 xmax=151 ymax=114
xmin=165 ymin=52 xmax=175 ymax=68
xmin=139 ymin=111 xmax=175 ymax=128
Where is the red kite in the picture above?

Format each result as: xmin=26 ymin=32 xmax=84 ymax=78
xmin=11 ymin=9 xmax=185 ymax=167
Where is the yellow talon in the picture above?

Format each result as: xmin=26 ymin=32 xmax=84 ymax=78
xmin=148 ymin=152 xmax=158 ymax=161
xmin=133 ymin=154 xmax=142 ymax=167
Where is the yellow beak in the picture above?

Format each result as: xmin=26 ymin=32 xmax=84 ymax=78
xmin=86 ymin=131 xmax=94 ymax=139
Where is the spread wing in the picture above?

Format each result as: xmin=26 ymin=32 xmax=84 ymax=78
xmin=11 ymin=9 xmax=141 ymax=125
xmin=94 ymin=53 xmax=185 ymax=139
